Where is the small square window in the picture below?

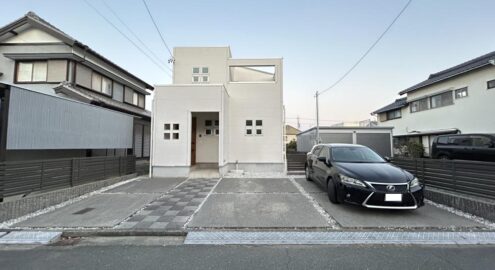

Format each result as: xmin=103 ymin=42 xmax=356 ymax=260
xmin=215 ymin=129 xmax=219 ymax=135
xmin=214 ymin=120 xmax=219 ymax=126
xmin=256 ymin=129 xmax=262 ymax=135
xmin=173 ymin=133 xmax=179 ymax=140
xmin=193 ymin=67 xmax=200 ymax=74
xmin=202 ymin=67 xmax=209 ymax=73
xmin=246 ymin=120 xmax=253 ymax=126
xmin=488 ymin=79 xmax=495 ymax=89
xmin=206 ymin=129 xmax=212 ymax=135
xmin=173 ymin=124 xmax=179 ymax=130
xmin=164 ymin=124 xmax=170 ymax=130
xmin=246 ymin=129 xmax=252 ymax=135
xmin=202 ymin=76 xmax=209 ymax=82
xmin=205 ymin=120 xmax=212 ymax=126
xmin=164 ymin=133 xmax=171 ymax=140
xmin=256 ymin=120 xmax=263 ymax=126
xmin=455 ymin=87 xmax=468 ymax=99
xmin=193 ymin=76 xmax=200 ymax=82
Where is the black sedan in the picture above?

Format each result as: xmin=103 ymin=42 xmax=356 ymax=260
xmin=305 ymin=144 xmax=424 ymax=209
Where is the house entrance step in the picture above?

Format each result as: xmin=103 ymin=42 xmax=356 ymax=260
xmin=184 ymin=231 xmax=495 ymax=245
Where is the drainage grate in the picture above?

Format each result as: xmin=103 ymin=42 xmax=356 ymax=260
xmin=185 ymin=231 xmax=495 ymax=245
xmin=72 ymin=208 xmax=95 ymax=215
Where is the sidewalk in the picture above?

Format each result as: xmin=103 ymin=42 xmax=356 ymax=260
xmin=3 ymin=175 xmax=493 ymax=234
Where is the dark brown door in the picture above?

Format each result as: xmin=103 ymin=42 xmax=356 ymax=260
xmin=191 ymin=117 xmax=197 ymax=165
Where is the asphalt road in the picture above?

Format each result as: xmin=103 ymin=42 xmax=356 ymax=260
xmin=1 ymin=239 xmax=494 ymax=270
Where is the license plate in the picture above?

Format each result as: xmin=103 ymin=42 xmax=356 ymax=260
xmin=385 ymin=194 xmax=402 ymax=202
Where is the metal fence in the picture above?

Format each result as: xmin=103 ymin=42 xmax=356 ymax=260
xmin=0 ymin=155 xmax=136 ymax=199
xmin=392 ymin=157 xmax=495 ymax=200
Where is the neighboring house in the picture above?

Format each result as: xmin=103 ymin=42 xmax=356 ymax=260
xmin=372 ymin=51 xmax=495 ymax=156
xmin=0 ymin=12 xmax=153 ymax=160
xmin=285 ymin=124 xmax=300 ymax=144
xmin=151 ymin=47 xmax=284 ymax=177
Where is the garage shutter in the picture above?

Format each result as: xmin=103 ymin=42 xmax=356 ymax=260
xmin=356 ymin=133 xmax=391 ymax=157
xmin=143 ymin=125 xmax=150 ymax=158
xmin=134 ymin=124 xmax=143 ymax=158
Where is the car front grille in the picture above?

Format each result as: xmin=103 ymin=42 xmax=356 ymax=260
xmin=369 ymin=183 xmax=408 ymax=193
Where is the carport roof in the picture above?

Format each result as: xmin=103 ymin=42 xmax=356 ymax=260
xmin=297 ymin=126 xmax=393 ymax=136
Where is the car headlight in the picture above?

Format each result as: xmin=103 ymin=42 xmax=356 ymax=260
xmin=410 ymin=177 xmax=420 ymax=188
xmin=340 ymin=174 xmax=366 ymax=188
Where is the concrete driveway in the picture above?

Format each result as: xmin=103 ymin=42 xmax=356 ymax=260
xmin=293 ymin=177 xmax=484 ymax=229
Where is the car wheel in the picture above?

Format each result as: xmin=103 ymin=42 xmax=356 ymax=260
xmin=305 ymin=165 xmax=312 ymax=181
xmin=327 ymin=178 xmax=339 ymax=204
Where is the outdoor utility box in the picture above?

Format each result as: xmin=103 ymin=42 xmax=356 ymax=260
xmin=296 ymin=127 xmax=394 ymax=157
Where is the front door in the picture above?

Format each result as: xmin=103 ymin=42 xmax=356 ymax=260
xmin=191 ymin=117 xmax=197 ymax=165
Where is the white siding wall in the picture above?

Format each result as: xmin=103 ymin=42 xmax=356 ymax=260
xmin=378 ymin=66 xmax=495 ymax=135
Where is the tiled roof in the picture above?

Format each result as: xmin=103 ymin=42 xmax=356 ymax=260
xmin=372 ymin=97 xmax=407 ymax=114
xmin=54 ymin=82 xmax=151 ymax=118
xmin=0 ymin=12 xmax=154 ymax=90
xmin=399 ymin=51 xmax=495 ymax=95
xmin=285 ymin=125 xmax=301 ymax=135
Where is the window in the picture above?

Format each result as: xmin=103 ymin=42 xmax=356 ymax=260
xmin=124 ymin=87 xmax=144 ymax=107
xmin=455 ymin=87 xmax=468 ymax=99
xmin=487 ymin=79 xmax=495 ymax=89
xmin=16 ymin=61 xmax=48 ymax=82
xmin=318 ymin=147 xmax=329 ymax=159
xmin=410 ymin=98 xmax=429 ymax=113
xmin=164 ymin=123 xmax=179 ymax=140
xmin=204 ymin=120 xmax=219 ymax=136
xmin=386 ymin=109 xmax=401 ymax=120
xmin=448 ymin=136 xmax=472 ymax=146
xmin=91 ymin=73 xmax=102 ymax=92
xmin=102 ymin=77 xmax=112 ymax=95
xmin=138 ymin=94 xmax=145 ymax=108
xmin=192 ymin=66 xmax=209 ymax=83
xmin=437 ymin=136 xmax=448 ymax=145
xmin=430 ymin=91 xmax=453 ymax=109
xmin=472 ymin=136 xmax=492 ymax=147
xmin=246 ymin=119 xmax=263 ymax=136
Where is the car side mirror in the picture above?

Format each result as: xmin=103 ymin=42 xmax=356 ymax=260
xmin=384 ymin=156 xmax=391 ymax=162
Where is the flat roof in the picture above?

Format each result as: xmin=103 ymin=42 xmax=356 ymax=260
xmin=297 ymin=126 xmax=394 ymax=136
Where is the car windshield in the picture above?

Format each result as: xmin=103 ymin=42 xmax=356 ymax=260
xmin=331 ymin=147 xmax=385 ymax=163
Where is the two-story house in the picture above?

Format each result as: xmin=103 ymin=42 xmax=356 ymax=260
xmin=151 ymin=47 xmax=284 ymax=177
xmin=0 ymin=12 xmax=153 ymax=160
xmin=372 ymin=51 xmax=495 ymax=156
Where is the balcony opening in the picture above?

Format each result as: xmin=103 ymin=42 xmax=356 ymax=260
xmin=229 ymin=65 xmax=275 ymax=82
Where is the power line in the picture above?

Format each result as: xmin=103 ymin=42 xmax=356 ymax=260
xmin=142 ymin=0 xmax=174 ymax=58
xmin=318 ymin=0 xmax=413 ymax=96
xmin=101 ymin=0 xmax=172 ymax=72
xmin=82 ymin=0 xmax=172 ymax=77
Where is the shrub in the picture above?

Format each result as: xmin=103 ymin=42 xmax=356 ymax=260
xmin=406 ymin=141 xmax=424 ymax=158
xmin=287 ymin=139 xmax=297 ymax=151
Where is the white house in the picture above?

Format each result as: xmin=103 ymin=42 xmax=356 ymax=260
xmin=151 ymin=47 xmax=284 ymax=177
xmin=372 ymin=51 xmax=495 ymax=156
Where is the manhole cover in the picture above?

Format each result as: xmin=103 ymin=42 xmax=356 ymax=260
xmin=72 ymin=208 xmax=95 ymax=215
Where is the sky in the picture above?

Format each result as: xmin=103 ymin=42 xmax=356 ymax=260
xmin=2 ymin=0 xmax=495 ymax=130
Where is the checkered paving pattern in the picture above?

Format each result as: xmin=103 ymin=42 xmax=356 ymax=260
xmin=116 ymin=178 xmax=218 ymax=230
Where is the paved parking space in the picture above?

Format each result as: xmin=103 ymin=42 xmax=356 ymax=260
xmin=116 ymin=178 xmax=218 ymax=230
xmin=188 ymin=193 xmax=330 ymax=228
xmin=214 ymin=178 xmax=299 ymax=193
xmin=294 ymin=177 xmax=485 ymax=229
xmin=104 ymin=178 xmax=185 ymax=194
xmin=16 ymin=194 xmax=156 ymax=228
xmin=187 ymin=178 xmax=330 ymax=228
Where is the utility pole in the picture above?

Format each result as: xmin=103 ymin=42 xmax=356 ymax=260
xmin=315 ymin=91 xmax=320 ymax=144
xmin=297 ymin=115 xmax=300 ymax=129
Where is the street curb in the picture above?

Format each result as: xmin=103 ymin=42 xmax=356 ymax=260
xmin=62 ymin=230 xmax=187 ymax=237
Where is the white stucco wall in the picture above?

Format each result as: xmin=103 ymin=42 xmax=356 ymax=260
xmin=378 ymin=66 xmax=495 ymax=135
xmin=151 ymin=84 xmax=225 ymax=167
